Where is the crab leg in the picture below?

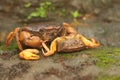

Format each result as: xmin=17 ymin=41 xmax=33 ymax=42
xmin=5 ymin=27 xmax=24 ymax=50
xmin=6 ymin=27 xmax=24 ymax=50
xmin=42 ymin=38 xmax=60 ymax=56
xmin=77 ymin=34 xmax=100 ymax=48
xmin=16 ymin=32 xmax=23 ymax=50
xmin=5 ymin=32 xmax=14 ymax=46
xmin=5 ymin=28 xmax=20 ymax=46
xmin=42 ymin=43 xmax=50 ymax=52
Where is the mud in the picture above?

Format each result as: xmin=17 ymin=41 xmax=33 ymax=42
xmin=0 ymin=0 xmax=120 ymax=80
xmin=0 ymin=62 xmax=30 ymax=80
xmin=0 ymin=51 xmax=98 ymax=80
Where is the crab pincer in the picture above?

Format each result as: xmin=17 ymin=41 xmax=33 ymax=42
xmin=19 ymin=49 xmax=40 ymax=60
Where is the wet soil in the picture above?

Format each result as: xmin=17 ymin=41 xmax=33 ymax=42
xmin=0 ymin=47 xmax=120 ymax=80
xmin=0 ymin=0 xmax=120 ymax=80
xmin=0 ymin=50 xmax=98 ymax=80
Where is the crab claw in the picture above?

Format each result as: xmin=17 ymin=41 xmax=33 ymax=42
xmin=19 ymin=49 xmax=40 ymax=60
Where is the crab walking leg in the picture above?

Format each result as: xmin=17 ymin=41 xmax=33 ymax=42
xmin=42 ymin=38 xmax=61 ymax=56
xmin=5 ymin=32 xmax=14 ymax=46
xmin=5 ymin=27 xmax=24 ymax=50
xmin=5 ymin=28 xmax=20 ymax=46
xmin=77 ymin=34 xmax=100 ymax=48
xmin=16 ymin=32 xmax=23 ymax=50
xmin=42 ymin=43 xmax=50 ymax=52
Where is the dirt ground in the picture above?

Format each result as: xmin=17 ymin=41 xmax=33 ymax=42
xmin=0 ymin=50 xmax=97 ymax=80
xmin=0 ymin=0 xmax=120 ymax=80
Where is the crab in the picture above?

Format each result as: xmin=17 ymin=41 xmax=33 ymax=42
xmin=5 ymin=22 xmax=100 ymax=60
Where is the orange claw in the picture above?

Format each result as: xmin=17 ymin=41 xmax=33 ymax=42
xmin=19 ymin=49 xmax=40 ymax=60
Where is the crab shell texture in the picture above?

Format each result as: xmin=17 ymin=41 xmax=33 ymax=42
xmin=13 ymin=22 xmax=67 ymax=50
xmin=57 ymin=35 xmax=85 ymax=52
xmin=21 ymin=23 xmax=67 ymax=42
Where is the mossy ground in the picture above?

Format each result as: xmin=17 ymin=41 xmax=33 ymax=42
xmin=58 ymin=47 xmax=120 ymax=80
xmin=1 ymin=43 xmax=120 ymax=68
xmin=74 ymin=47 xmax=120 ymax=68
xmin=92 ymin=47 xmax=120 ymax=80
xmin=1 ymin=43 xmax=120 ymax=79
xmin=97 ymin=74 xmax=120 ymax=80
xmin=0 ymin=41 xmax=18 ymax=52
xmin=58 ymin=47 xmax=120 ymax=67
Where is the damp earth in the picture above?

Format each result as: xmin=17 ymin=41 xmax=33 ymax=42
xmin=0 ymin=0 xmax=120 ymax=80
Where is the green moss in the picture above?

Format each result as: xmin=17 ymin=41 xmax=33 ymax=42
xmin=97 ymin=74 xmax=120 ymax=80
xmin=0 ymin=41 xmax=18 ymax=51
xmin=81 ymin=47 xmax=120 ymax=67
xmin=27 ymin=1 xmax=54 ymax=19
xmin=71 ymin=10 xmax=80 ymax=18
xmin=56 ymin=47 xmax=120 ymax=68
